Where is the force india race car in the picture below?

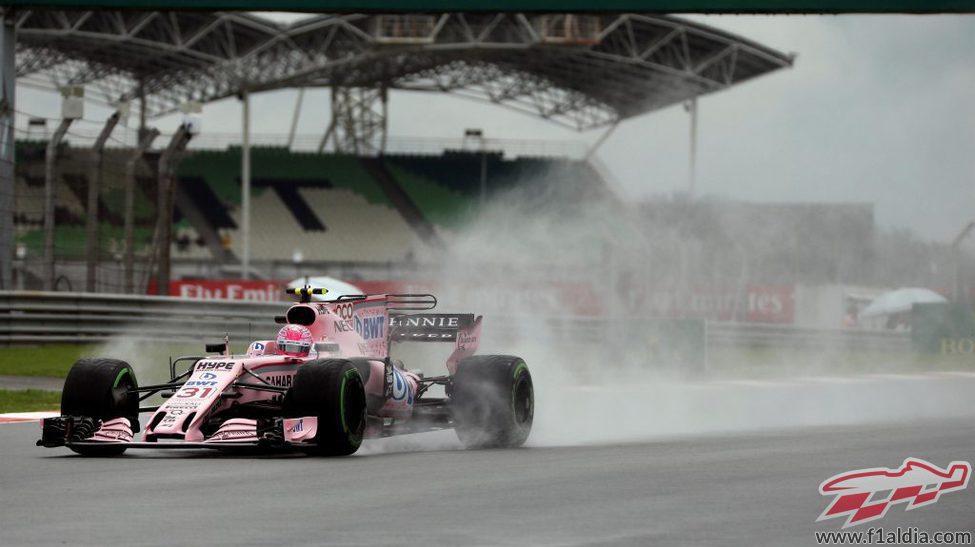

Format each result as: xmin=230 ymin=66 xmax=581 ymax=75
xmin=37 ymin=288 xmax=534 ymax=456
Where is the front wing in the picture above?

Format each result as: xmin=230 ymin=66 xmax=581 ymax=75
xmin=38 ymin=415 xmax=319 ymax=451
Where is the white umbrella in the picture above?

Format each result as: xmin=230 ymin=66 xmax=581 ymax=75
xmin=859 ymin=287 xmax=947 ymax=317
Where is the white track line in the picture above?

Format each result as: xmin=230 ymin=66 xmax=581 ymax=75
xmin=0 ymin=411 xmax=58 ymax=424
xmin=565 ymin=372 xmax=975 ymax=393
xmin=711 ymin=379 xmax=797 ymax=388
xmin=863 ymin=373 xmax=932 ymax=381
xmin=928 ymin=371 xmax=975 ymax=379
xmin=793 ymin=376 xmax=874 ymax=384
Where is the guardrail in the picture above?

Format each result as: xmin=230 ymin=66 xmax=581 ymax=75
xmin=705 ymin=321 xmax=913 ymax=352
xmin=0 ymin=291 xmax=282 ymax=344
xmin=0 ymin=291 xmax=912 ymax=352
xmin=486 ymin=317 xmax=912 ymax=352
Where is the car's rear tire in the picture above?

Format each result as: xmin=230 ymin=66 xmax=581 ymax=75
xmin=284 ymin=359 xmax=366 ymax=456
xmin=61 ymin=358 xmax=139 ymax=456
xmin=451 ymin=355 xmax=533 ymax=449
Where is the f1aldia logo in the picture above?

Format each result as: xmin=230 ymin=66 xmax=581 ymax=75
xmin=817 ymin=458 xmax=970 ymax=528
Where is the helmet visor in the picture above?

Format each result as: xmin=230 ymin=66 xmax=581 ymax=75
xmin=279 ymin=340 xmax=310 ymax=355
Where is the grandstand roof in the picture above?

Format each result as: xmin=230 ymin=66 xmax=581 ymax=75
xmin=13 ymin=11 xmax=793 ymax=129
xmin=3 ymin=0 xmax=967 ymax=13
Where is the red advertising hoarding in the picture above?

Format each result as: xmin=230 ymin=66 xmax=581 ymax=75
xmin=147 ymin=279 xmax=286 ymax=301
xmin=149 ymin=279 xmax=795 ymax=323
xmin=357 ymin=280 xmax=794 ymax=323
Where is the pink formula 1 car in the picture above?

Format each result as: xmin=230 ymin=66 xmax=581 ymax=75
xmin=38 ymin=289 xmax=534 ymax=456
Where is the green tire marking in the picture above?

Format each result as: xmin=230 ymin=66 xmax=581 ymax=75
xmin=512 ymin=362 xmax=527 ymax=379
xmin=339 ymin=367 xmax=358 ymax=434
xmin=112 ymin=368 xmax=130 ymax=388
xmin=511 ymin=361 xmax=529 ymax=422
xmin=339 ymin=375 xmax=347 ymax=433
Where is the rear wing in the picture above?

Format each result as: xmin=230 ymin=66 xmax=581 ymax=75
xmin=333 ymin=294 xmax=474 ymax=342
xmin=301 ymin=291 xmax=481 ymax=370
xmin=388 ymin=313 xmax=482 ymax=375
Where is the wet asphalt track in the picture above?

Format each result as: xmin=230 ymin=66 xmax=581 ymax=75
xmin=2 ymin=417 xmax=974 ymax=547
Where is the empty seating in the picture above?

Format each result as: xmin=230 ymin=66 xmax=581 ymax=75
xmin=12 ymin=143 xmax=612 ymax=265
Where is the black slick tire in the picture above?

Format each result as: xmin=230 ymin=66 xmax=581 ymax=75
xmin=283 ymin=359 xmax=366 ymax=456
xmin=60 ymin=358 xmax=139 ymax=456
xmin=451 ymin=355 xmax=534 ymax=449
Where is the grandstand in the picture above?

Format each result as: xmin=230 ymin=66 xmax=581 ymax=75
xmin=1 ymin=10 xmax=793 ymax=293
xmin=11 ymin=140 xmax=611 ymax=286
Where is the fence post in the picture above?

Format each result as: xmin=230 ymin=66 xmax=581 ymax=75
xmin=123 ymin=128 xmax=159 ymax=294
xmin=42 ymin=119 xmax=73 ymax=290
xmin=85 ymin=112 xmax=121 ymax=293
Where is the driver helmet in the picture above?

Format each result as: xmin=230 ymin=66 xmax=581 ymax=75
xmin=276 ymin=324 xmax=313 ymax=357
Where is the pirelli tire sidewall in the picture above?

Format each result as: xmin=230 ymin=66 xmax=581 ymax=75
xmin=60 ymin=358 xmax=140 ymax=456
xmin=451 ymin=355 xmax=534 ymax=449
xmin=284 ymin=359 xmax=366 ymax=456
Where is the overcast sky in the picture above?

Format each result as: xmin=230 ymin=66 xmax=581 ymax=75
xmin=15 ymin=14 xmax=975 ymax=242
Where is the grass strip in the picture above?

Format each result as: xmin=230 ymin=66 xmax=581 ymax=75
xmin=0 ymin=389 xmax=60 ymax=413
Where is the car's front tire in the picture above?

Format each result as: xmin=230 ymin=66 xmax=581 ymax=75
xmin=60 ymin=358 xmax=139 ymax=456
xmin=284 ymin=359 xmax=366 ymax=456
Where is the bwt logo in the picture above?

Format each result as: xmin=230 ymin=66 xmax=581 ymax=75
xmin=354 ymin=315 xmax=385 ymax=340
xmin=817 ymin=458 xmax=971 ymax=528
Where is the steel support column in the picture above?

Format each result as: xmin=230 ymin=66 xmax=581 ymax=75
xmin=321 ymin=86 xmax=387 ymax=156
xmin=85 ymin=111 xmax=120 ymax=293
xmin=42 ymin=118 xmax=73 ymax=290
xmin=584 ymin=121 xmax=619 ymax=160
xmin=0 ymin=12 xmax=14 ymax=291
xmin=154 ymin=124 xmax=192 ymax=296
xmin=137 ymin=80 xmax=148 ymax=143
xmin=241 ymin=89 xmax=251 ymax=280
xmin=123 ymin=128 xmax=158 ymax=294
xmin=287 ymin=88 xmax=304 ymax=150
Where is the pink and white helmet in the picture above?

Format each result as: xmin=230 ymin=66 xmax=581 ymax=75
xmin=276 ymin=324 xmax=313 ymax=357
